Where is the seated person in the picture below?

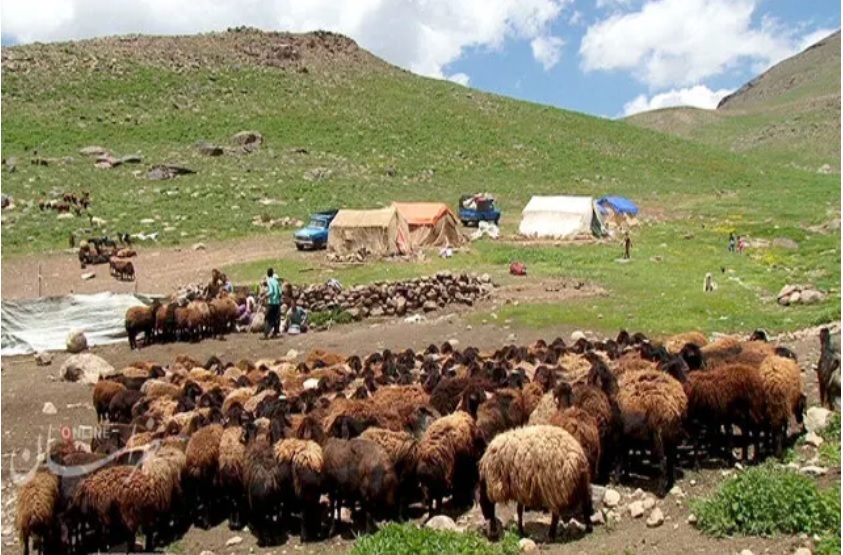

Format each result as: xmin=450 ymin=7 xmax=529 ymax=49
xmin=283 ymin=298 xmax=309 ymax=333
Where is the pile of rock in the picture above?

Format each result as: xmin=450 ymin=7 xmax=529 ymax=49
xmin=777 ymin=284 xmax=826 ymax=306
xmin=251 ymin=215 xmax=304 ymax=229
xmin=291 ymin=272 xmax=494 ymax=319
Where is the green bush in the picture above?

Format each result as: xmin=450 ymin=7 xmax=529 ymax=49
xmin=350 ymin=523 xmax=519 ymax=555
xmin=820 ymin=412 xmax=841 ymax=443
xmin=308 ymin=307 xmax=354 ymax=328
xmin=816 ymin=532 xmax=841 ymax=555
xmin=691 ymin=464 xmax=840 ymax=537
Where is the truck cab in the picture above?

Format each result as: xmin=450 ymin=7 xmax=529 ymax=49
xmin=294 ymin=210 xmax=339 ymax=250
xmin=458 ymin=194 xmax=500 ymax=227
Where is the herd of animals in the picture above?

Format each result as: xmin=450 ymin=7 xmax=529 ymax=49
xmin=14 ymin=327 xmax=841 ymax=555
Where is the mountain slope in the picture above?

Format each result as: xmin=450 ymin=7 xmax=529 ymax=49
xmin=1 ymin=28 xmax=837 ymax=256
xmin=627 ymin=31 xmax=841 ymax=171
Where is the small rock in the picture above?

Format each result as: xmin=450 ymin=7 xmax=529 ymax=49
xmin=799 ymin=465 xmax=828 ymax=476
xmin=518 ymin=538 xmax=538 ymax=553
xmin=603 ymin=489 xmax=621 ymax=508
xmin=81 ymin=272 xmax=96 ymax=280
xmin=225 ymin=536 xmax=243 ymax=546
xmin=425 ymin=515 xmax=458 ymax=532
xmin=687 ymin=514 xmax=697 ymax=525
xmin=632 ymin=488 xmax=644 ymax=498
xmin=571 ymin=330 xmax=586 ymax=342
xmin=669 ymin=486 xmax=685 ymax=498
xmin=285 ymin=349 xmax=299 ymax=360
xmin=642 ymin=497 xmax=655 ymax=510
xmin=507 ymin=333 xmax=517 ymax=342
xmin=199 ymin=551 xmax=216 ymax=555
xmin=793 ymin=549 xmax=812 ymax=555
xmin=804 ymin=431 xmax=824 ymax=448
xmin=66 ymin=330 xmax=88 ymax=353
xmin=740 ymin=550 xmax=755 ymax=555
xmin=34 ymin=352 xmax=53 ymax=366
xmin=192 ymin=242 xmax=207 ymax=251
xmin=42 ymin=402 xmax=57 ymax=415
xmin=805 ymin=407 xmax=832 ymax=433
xmin=448 ymin=339 xmax=460 ymax=347
xmin=590 ymin=511 xmax=605 ymax=525
xmin=629 ymin=500 xmax=645 ymax=518
xmin=689 ymin=479 xmax=697 ymax=487
xmin=646 ymin=508 xmax=664 ymax=528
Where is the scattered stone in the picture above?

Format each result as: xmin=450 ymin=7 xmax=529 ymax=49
xmin=794 ymin=548 xmax=812 ymax=555
xmin=642 ymin=497 xmax=655 ymax=510
xmin=518 ymin=538 xmax=538 ymax=553
xmin=42 ymin=402 xmax=57 ymax=415
xmin=66 ymin=330 xmax=88 ymax=353
xmin=799 ymin=465 xmax=828 ymax=476
xmin=632 ymin=488 xmax=644 ymax=498
xmin=689 ymin=479 xmax=697 ymax=487
xmin=147 ymin=164 xmax=195 ymax=181
xmin=629 ymin=500 xmax=645 ymax=518
xmin=304 ymin=167 xmax=333 ymax=181
xmin=804 ymin=432 xmax=824 ymax=448
xmin=507 ymin=333 xmax=517 ymax=342
xmin=590 ymin=511 xmax=605 ymax=525
xmin=192 ymin=243 xmax=207 ymax=251
xmin=805 ymin=407 xmax=832 ymax=433
xmin=687 ymin=514 xmax=697 ymax=525
xmin=79 ymin=146 xmax=110 ymax=156
xmin=231 ymin=131 xmax=263 ymax=152
xmin=646 ymin=508 xmax=664 ymax=528
xmin=199 ymin=551 xmax=216 ymax=555
xmin=603 ymin=489 xmax=621 ymax=508
xmin=285 ymin=349 xmax=300 ymax=360
xmin=425 ymin=515 xmax=458 ymax=532
xmin=669 ymin=486 xmax=685 ymax=498
xmin=740 ymin=550 xmax=755 ymax=555
xmin=34 ymin=352 xmax=53 ymax=366
xmin=778 ymin=284 xmax=826 ymax=306
xmin=81 ymin=272 xmax=96 ymax=280
xmin=571 ymin=330 xmax=586 ymax=342
xmin=225 ymin=536 xmax=243 ymax=546
xmin=59 ymin=353 xmax=115 ymax=384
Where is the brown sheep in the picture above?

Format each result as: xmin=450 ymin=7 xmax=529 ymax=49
xmin=664 ymin=331 xmax=708 ymax=354
xmin=109 ymin=258 xmax=135 ymax=281
xmin=273 ymin=438 xmax=324 ymax=541
xmin=93 ymin=379 xmax=127 ymax=422
xmin=16 ymin=470 xmax=61 ymax=555
xmin=549 ymin=383 xmax=601 ymax=480
xmin=125 ymin=300 xmax=161 ymax=349
xmin=758 ymin=355 xmax=805 ymax=457
xmin=478 ymin=425 xmax=593 ymax=542
xmin=360 ymin=427 xmax=420 ymax=520
xmin=184 ymin=422 xmax=224 ymax=527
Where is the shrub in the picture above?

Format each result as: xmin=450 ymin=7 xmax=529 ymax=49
xmin=350 ymin=524 xmax=519 ymax=555
xmin=691 ymin=464 xmax=840 ymax=537
xmin=309 ymin=307 xmax=354 ymax=328
xmin=819 ymin=412 xmax=840 ymax=443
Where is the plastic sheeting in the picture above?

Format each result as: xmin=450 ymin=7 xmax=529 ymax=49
xmin=597 ymin=196 xmax=639 ymax=215
xmin=1 ymin=293 xmax=158 ymax=356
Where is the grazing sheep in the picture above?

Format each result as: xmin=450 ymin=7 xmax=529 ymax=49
xmin=125 ymin=300 xmax=162 ymax=349
xmin=93 ymin=379 xmax=127 ymax=422
xmin=478 ymin=425 xmax=593 ymax=541
xmin=16 ymin=470 xmax=61 ymax=555
xmin=109 ymin=258 xmax=135 ymax=281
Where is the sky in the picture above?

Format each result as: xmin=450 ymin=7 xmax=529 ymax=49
xmin=0 ymin=0 xmax=839 ymax=118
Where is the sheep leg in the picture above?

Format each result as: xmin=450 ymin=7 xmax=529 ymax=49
xmin=478 ymin=480 xmax=501 ymax=541
xmin=548 ymin=512 xmax=560 ymax=542
xmin=328 ymin=495 xmax=340 ymax=537
xmin=582 ymin=486 xmax=595 ymax=533
xmin=517 ymin=503 xmax=525 ymax=537
xmin=654 ymin=433 xmax=670 ymax=497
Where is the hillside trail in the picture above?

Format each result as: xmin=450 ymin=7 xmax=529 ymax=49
xmin=1 ymin=236 xmax=316 ymax=299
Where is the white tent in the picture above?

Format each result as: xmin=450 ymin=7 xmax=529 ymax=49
xmin=518 ymin=195 xmax=605 ymax=238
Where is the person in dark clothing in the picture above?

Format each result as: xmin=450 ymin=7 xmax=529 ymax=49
xmin=728 ymin=232 xmax=736 ymax=252
xmin=623 ymin=231 xmax=632 ymax=259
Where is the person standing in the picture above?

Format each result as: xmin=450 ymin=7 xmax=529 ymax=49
xmin=623 ymin=231 xmax=632 ymax=259
xmin=263 ymin=268 xmax=282 ymax=339
xmin=737 ymin=235 xmax=746 ymax=254
xmin=728 ymin=232 xmax=736 ymax=252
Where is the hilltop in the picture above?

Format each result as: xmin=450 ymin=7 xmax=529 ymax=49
xmin=627 ymin=31 xmax=841 ymax=171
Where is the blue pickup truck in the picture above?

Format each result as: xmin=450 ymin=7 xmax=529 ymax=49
xmin=458 ymin=194 xmax=500 ymax=227
xmin=294 ymin=210 xmax=339 ymax=250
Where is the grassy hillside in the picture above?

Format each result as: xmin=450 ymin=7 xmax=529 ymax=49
xmin=627 ymin=31 xmax=841 ymax=171
xmin=1 ymin=28 xmax=839 ymax=333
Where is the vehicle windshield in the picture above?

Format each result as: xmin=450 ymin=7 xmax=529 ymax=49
xmin=308 ymin=219 xmax=328 ymax=229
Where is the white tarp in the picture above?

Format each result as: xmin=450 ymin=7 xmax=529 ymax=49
xmin=1 ymin=293 xmax=156 ymax=356
xmin=518 ymin=195 xmax=600 ymax=238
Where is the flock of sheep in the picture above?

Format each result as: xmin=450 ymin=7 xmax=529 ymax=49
xmin=16 ymin=329 xmax=808 ymax=554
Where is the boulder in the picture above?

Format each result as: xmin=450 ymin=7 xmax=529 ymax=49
xmin=602 ymin=488 xmax=621 ymax=508
xmin=60 ymin=353 xmax=115 ymax=384
xmin=629 ymin=500 xmax=645 ymax=518
xmin=423 ymin=300 xmax=438 ymax=312
xmin=249 ymin=312 xmax=266 ymax=333
xmin=518 ymin=538 xmax=538 ymax=553
xmin=804 ymin=431 xmax=824 ymax=448
xmin=425 ymin=515 xmax=458 ymax=532
xmin=231 ymin=131 xmax=263 ymax=149
xmin=801 ymin=289 xmax=824 ymax=304
xmin=805 ymin=407 xmax=832 ymax=434
xmin=646 ymin=507 xmax=664 ymax=528
xmin=66 ymin=330 xmax=88 ymax=353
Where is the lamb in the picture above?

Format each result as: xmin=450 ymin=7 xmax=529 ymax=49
xmin=322 ymin=436 xmax=398 ymax=535
xmin=93 ymin=379 xmax=127 ymax=422
xmin=478 ymin=425 xmax=593 ymax=542
xmin=416 ymin=409 xmax=484 ymax=516
xmin=16 ymin=470 xmax=61 ymax=555
xmin=125 ymin=300 xmax=161 ymax=349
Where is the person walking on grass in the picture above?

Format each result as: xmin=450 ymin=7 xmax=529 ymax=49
xmin=623 ymin=231 xmax=632 ymax=259
xmin=263 ymin=268 xmax=282 ymax=339
xmin=737 ymin=235 xmax=746 ymax=254
xmin=728 ymin=232 xmax=736 ymax=253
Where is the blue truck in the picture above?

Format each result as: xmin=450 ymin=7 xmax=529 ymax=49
xmin=458 ymin=194 xmax=500 ymax=227
xmin=294 ymin=209 xmax=339 ymax=250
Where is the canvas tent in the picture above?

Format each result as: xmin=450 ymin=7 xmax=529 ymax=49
xmin=596 ymin=196 xmax=639 ymax=230
xmin=518 ymin=195 xmax=606 ymax=239
xmin=327 ymin=207 xmax=412 ymax=256
xmin=392 ymin=202 xmax=465 ymax=248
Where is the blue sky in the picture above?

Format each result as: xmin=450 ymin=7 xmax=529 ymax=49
xmin=1 ymin=0 xmax=839 ymax=118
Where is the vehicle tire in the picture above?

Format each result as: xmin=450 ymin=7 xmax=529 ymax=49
xmin=494 ymin=218 xmax=500 ymax=226
xmin=295 ymin=244 xmax=304 ymax=251
xmin=461 ymin=220 xmax=469 ymax=227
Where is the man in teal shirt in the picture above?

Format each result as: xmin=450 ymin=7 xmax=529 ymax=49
xmin=264 ymin=268 xmax=282 ymax=339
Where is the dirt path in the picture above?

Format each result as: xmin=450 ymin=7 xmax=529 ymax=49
xmin=1 ymin=235 xmax=316 ymax=299
xmin=1 ymin=314 xmax=837 ymax=554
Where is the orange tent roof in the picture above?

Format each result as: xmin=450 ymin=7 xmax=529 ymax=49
xmin=392 ymin=202 xmax=455 ymax=226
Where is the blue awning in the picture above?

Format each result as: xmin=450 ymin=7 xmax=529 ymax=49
xmin=597 ymin=196 xmax=639 ymax=215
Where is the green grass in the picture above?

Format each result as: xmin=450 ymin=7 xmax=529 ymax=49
xmin=818 ymin=413 xmax=841 ymax=466
xmin=691 ymin=464 xmax=840 ymax=538
xmin=816 ymin=532 xmax=842 ymax=555
xmin=350 ymin=524 xmax=519 ymax=555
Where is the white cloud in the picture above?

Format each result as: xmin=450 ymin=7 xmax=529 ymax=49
xmin=568 ymin=10 xmax=583 ymax=25
xmin=580 ymin=0 xmax=836 ymax=89
xmin=622 ymin=84 xmax=733 ymax=116
xmin=530 ymin=35 xmax=565 ymax=70
xmin=448 ymin=72 xmax=470 ymax=86
xmin=1 ymin=0 xmax=572 ymax=83
xmin=595 ymin=0 xmax=633 ymax=9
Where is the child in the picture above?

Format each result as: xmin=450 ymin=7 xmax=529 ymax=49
xmin=737 ymin=235 xmax=745 ymax=254
xmin=728 ymin=232 xmax=736 ymax=252
xmin=623 ymin=232 xmax=632 ymax=259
